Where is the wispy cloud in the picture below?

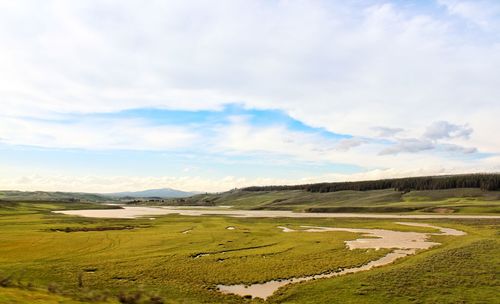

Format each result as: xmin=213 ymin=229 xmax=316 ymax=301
xmin=380 ymin=138 xmax=435 ymax=155
xmin=379 ymin=121 xmax=477 ymax=155
xmin=3 ymin=162 xmax=499 ymax=193
xmin=372 ymin=127 xmax=404 ymax=138
xmin=438 ymin=0 xmax=500 ymax=30
xmin=0 ymin=116 xmax=197 ymax=150
xmin=335 ymin=138 xmax=366 ymax=152
xmin=0 ymin=1 xmax=499 ymax=191
xmin=423 ymin=121 xmax=472 ymax=140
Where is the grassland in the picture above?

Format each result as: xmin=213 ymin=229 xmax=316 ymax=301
xmin=0 ymin=201 xmax=119 ymax=216
xmin=271 ymin=219 xmax=500 ymax=303
xmin=0 ymin=287 xmax=86 ymax=304
xmin=0 ymin=191 xmax=113 ymax=203
xmin=140 ymin=188 xmax=500 ymax=215
xmin=0 ymin=201 xmax=498 ymax=303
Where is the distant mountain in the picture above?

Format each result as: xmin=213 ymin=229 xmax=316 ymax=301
xmin=0 ymin=188 xmax=200 ymax=202
xmin=105 ymin=188 xmax=199 ymax=198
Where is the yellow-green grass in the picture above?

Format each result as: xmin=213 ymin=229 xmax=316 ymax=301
xmin=156 ymin=188 xmax=500 ymax=214
xmin=0 ymin=191 xmax=112 ymax=202
xmin=270 ymin=219 xmax=500 ymax=303
xmin=0 ymin=287 xmax=92 ymax=304
xmin=0 ymin=202 xmax=498 ymax=303
xmin=0 ymin=201 xmax=119 ymax=216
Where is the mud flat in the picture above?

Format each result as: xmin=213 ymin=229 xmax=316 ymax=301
xmin=53 ymin=206 xmax=500 ymax=219
xmin=217 ymin=222 xmax=466 ymax=299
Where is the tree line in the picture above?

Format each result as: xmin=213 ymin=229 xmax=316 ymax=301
xmin=242 ymin=173 xmax=500 ymax=193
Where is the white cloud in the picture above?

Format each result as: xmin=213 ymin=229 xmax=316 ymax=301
xmin=423 ymin=121 xmax=472 ymax=140
xmin=441 ymin=143 xmax=477 ymax=154
xmin=438 ymin=0 xmax=500 ymax=30
xmin=0 ymin=0 xmax=499 ymax=190
xmin=212 ymin=118 xmax=486 ymax=172
xmin=379 ymin=121 xmax=477 ymax=155
xmin=0 ymin=1 xmax=498 ymax=140
xmin=372 ymin=127 xmax=404 ymax=138
xmin=2 ymin=163 xmax=499 ymax=193
xmin=335 ymin=138 xmax=366 ymax=151
xmin=0 ymin=117 xmax=196 ymax=150
xmin=380 ymin=138 xmax=435 ymax=155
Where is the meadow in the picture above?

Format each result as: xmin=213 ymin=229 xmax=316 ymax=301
xmin=146 ymin=188 xmax=500 ymax=215
xmin=0 ymin=201 xmax=498 ymax=303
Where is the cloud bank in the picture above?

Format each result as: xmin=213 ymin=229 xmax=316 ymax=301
xmin=0 ymin=0 xmax=499 ymax=191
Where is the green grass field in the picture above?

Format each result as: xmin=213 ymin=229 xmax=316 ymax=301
xmin=142 ymin=188 xmax=500 ymax=215
xmin=0 ymin=191 xmax=113 ymax=203
xmin=0 ymin=201 xmax=498 ymax=303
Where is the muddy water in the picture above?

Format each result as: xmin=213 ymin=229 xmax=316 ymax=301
xmin=217 ymin=249 xmax=415 ymax=300
xmin=278 ymin=226 xmax=438 ymax=250
xmin=217 ymin=222 xmax=466 ymax=299
xmin=53 ymin=206 xmax=177 ymax=218
xmin=52 ymin=207 xmax=474 ymax=299
xmin=53 ymin=206 xmax=500 ymax=219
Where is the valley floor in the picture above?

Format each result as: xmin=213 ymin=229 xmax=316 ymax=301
xmin=0 ymin=202 xmax=498 ymax=303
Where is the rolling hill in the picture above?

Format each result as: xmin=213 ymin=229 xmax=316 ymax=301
xmin=132 ymin=174 xmax=500 ymax=214
xmin=0 ymin=190 xmax=112 ymax=202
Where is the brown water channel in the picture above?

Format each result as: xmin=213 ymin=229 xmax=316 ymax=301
xmin=53 ymin=206 xmax=500 ymax=219
xmin=217 ymin=222 xmax=465 ymax=299
xmin=53 ymin=206 xmax=476 ymax=300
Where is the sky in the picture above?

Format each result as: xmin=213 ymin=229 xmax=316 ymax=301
xmin=0 ymin=0 xmax=499 ymax=193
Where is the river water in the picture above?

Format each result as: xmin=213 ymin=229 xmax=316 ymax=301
xmin=53 ymin=206 xmax=500 ymax=219
xmin=217 ymin=222 xmax=466 ymax=299
xmin=51 ymin=206 xmax=478 ymax=299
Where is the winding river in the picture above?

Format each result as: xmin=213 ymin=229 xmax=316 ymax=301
xmin=52 ymin=206 xmax=480 ymax=300
xmin=217 ymin=222 xmax=466 ymax=299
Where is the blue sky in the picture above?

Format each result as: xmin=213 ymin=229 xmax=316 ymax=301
xmin=0 ymin=0 xmax=499 ymax=192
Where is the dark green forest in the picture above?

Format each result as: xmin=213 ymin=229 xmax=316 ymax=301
xmin=243 ymin=174 xmax=500 ymax=193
